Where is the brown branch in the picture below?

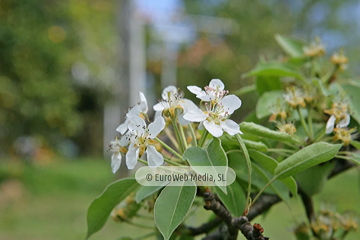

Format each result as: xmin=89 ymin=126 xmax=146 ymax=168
xmin=202 ymin=190 xmax=269 ymax=240
xmin=188 ymin=217 xmax=223 ymax=236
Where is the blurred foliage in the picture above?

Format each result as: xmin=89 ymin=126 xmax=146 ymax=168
xmin=0 ymin=0 xmax=118 ymax=155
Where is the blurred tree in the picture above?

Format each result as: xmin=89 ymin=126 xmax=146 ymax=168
xmin=0 ymin=0 xmax=118 ymax=156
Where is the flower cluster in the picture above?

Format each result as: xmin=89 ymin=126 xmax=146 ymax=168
xmin=109 ymin=79 xmax=242 ymax=172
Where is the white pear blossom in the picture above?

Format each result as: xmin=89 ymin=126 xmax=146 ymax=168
xmin=125 ymin=115 xmax=165 ymax=169
xmin=109 ymin=136 xmax=130 ymax=173
xmin=324 ymin=102 xmax=350 ymax=134
xmin=187 ymin=79 xmax=229 ymax=102
xmin=116 ymin=92 xmax=148 ymax=134
xmin=153 ymin=86 xmax=198 ymax=125
xmin=184 ymin=94 xmax=242 ymax=137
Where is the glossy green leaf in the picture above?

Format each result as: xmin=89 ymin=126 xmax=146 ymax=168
xmin=86 ymin=178 xmax=139 ymax=239
xmin=339 ymin=83 xmax=360 ymax=125
xmin=256 ymin=76 xmax=282 ymax=96
xmin=256 ymin=90 xmax=284 ymax=119
xmin=240 ymin=122 xmax=301 ymax=144
xmin=183 ymin=138 xmax=228 ymax=192
xmin=135 ymin=185 xmax=164 ymax=203
xmin=154 ymin=181 xmax=196 ymax=240
xmin=214 ymin=180 xmax=246 ymax=217
xmin=249 ymin=150 xmax=297 ymax=197
xmin=295 ymin=162 xmax=334 ymax=196
xmin=244 ymin=61 xmax=302 ymax=79
xmin=275 ymin=34 xmax=305 ymax=57
xmin=274 ymin=142 xmax=342 ymax=179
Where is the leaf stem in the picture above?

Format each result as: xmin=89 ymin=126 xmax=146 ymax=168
xmin=250 ymin=177 xmax=276 ymax=207
xmin=155 ymin=137 xmax=183 ymax=160
xmin=164 ymin=128 xmax=180 ymax=151
xmin=163 ymin=157 xmax=183 ymax=166
xmin=307 ymin=108 xmax=314 ymax=140
xmin=235 ymin=133 xmax=252 ymax=213
xmin=198 ymin=129 xmax=209 ymax=148
xmin=313 ymin=128 xmax=326 ymax=143
xmin=297 ymin=106 xmax=311 ymax=138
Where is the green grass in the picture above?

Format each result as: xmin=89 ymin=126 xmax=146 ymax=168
xmin=0 ymin=159 xmax=359 ymax=240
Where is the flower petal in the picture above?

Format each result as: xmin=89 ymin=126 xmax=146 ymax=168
xmin=183 ymin=108 xmax=207 ymax=122
xmin=187 ymin=86 xmax=203 ymax=95
xmin=198 ymin=95 xmax=212 ymax=102
xmin=148 ymin=116 xmax=165 ymax=139
xmin=338 ymin=114 xmax=350 ymax=128
xmin=180 ymin=99 xmax=198 ymax=113
xmin=126 ymin=105 xmax=141 ymax=118
xmin=126 ymin=143 xmax=139 ymax=169
xmin=162 ymin=86 xmax=178 ymax=100
xmin=209 ymin=79 xmax=224 ymax=90
xmin=128 ymin=115 xmax=147 ymax=135
xmin=219 ymin=95 xmax=242 ymax=114
xmin=220 ymin=119 xmax=242 ymax=135
xmin=111 ymin=153 xmax=122 ymax=174
xmin=204 ymin=120 xmax=223 ymax=137
xmin=326 ymin=115 xmax=336 ymax=134
xmin=153 ymin=102 xmax=165 ymax=112
xmin=146 ymin=145 xmax=164 ymax=168
xmin=119 ymin=134 xmax=130 ymax=146
xmin=139 ymin=92 xmax=148 ymax=113
xmin=116 ymin=120 xmax=129 ymax=134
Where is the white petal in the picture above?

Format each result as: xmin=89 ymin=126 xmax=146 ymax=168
xmin=338 ymin=114 xmax=350 ymax=128
xmin=187 ymin=86 xmax=203 ymax=95
xmin=209 ymin=79 xmax=224 ymax=90
xmin=139 ymin=92 xmax=148 ymax=113
xmin=198 ymin=95 xmax=213 ymax=102
xmin=126 ymin=143 xmax=139 ymax=169
xmin=162 ymin=86 xmax=177 ymax=100
xmin=177 ymin=113 xmax=189 ymax=125
xmin=204 ymin=120 xmax=223 ymax=137
xmin=148 ymin=116 xmax=165 ymax=138
xmin=219 ymin=95 xmax=242 ymax=114
xmin=126 ymin=105 xmax=141 ymax=118
xmin=183 ymin=108 xmax=207 ymax=122
xmin=146 ymin=145 xmax=164 ymax=168
xmin=128 ymin=115 xmax=147 ymax=135
xmin=220 ymin=119 xmax=242 ymax=135
xmin=119 ymin=134 xmax=130 ymax=146
xmin=326 ymin=115 xmax=336 ymax=134
xmin=180 ymin=99 xmax=198 ymax=113
xmin=116 ymin=120 xmax=129 ymax=134
xmin=111 ymin=153 xmax=122 ymax=173
xmin=153 ymin=102 xmax=165 ymax=112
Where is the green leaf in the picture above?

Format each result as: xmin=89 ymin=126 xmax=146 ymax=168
xmin=340 ymin=83 xmax=360 ymax=125
xmin=274 ymin=142 xmax=342 ymax=179
xmin=244 ymin=61 xmax=303 ymax=79
xmin=256 ymin=90 xmax=284 ymax=119
xmin=86 ymin=178 xmax=139 ymax=239
xmin=207 ymin=138 xmax=228 ymax=167
xmin=183 ymin=138 xmax=228 ymax=192
xmin=220 ymin=135 xmax=268 ymax=151
xmin=351 ymin=140 xmax=360 ymax=150
xmin=256 ymin=76 xmax=282 ymax=96
xmin=214 ymin=180 xmax=246 ymax=217
xmin=154 ymin=181 xmax=196 ymax=240
xmin=249 ymin=150 xmax=297 ymax=197
xmin=135 ymin=185 xmax=164 ymax=203
xmin=240 ymin=122 xmax=301 ymax=144
xmin=295 ymin=162 xmax=335 ymax=196
xmin=274 ymin=34 xmax=305 ymax=58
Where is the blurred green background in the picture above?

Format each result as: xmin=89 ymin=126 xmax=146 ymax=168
xmin=0 ymin=0 xmax=359 ymax=239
